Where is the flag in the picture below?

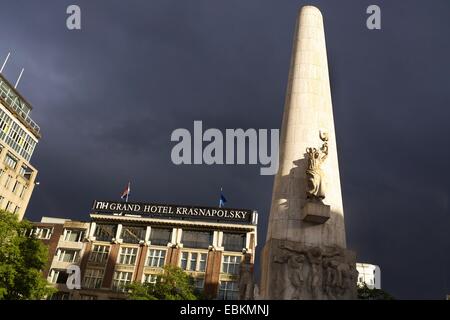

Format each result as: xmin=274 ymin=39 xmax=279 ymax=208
xmin=121 ymin=182 xmax=131 ymax=202
xmin=219 ymin=188 xmax=227 ymax=208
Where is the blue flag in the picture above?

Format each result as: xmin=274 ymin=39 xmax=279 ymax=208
xmin=219 ymin=189 xmax=227 ymax=208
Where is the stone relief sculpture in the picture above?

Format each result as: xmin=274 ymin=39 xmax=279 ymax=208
xmin=239 ymin=254 xmax=255 ymax=300
xmin=274 ymin=246 xmax=307 ymax=299
xmin=273 ymin=242 xmax=357 ymax=300
xmin=306 ymin=247 xmax=324 ymax=299
xmin=305 ymin=131 xmax=329 ymax=201
xmin=253 ymin=285 xmax=261 ymax=300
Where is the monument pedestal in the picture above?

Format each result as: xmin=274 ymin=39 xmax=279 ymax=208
xmin=260 ymin=239 xmax=357 ymax=300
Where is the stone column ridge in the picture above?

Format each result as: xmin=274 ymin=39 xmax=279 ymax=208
xmin=204 ymin=250 xmax=222 ymax=299
xmin=79 ymin=241 xmax=93 ymax=280
xmin=167 ymin=246 xmax=181 ymax=266
xmin=102 ymin=243 xmax=120 ymax=289
xmin=43 ymin=224 xmax=64 ymax=278
xmin=134 ymin=245 xmax=148 ymax=282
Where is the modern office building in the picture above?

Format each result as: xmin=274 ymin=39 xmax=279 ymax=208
xmin=32 ymin=200 xmax=258 ymax=300
xmin=356 ymin=263 xmax=381 ymax=290
xmin=0 ymin=72 xmax=40 ymax=220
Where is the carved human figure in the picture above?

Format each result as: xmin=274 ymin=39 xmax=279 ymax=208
xmin=287 ymin=254 xmax=307 ymax=299
xmin=306 ymin=131 xmax=329 ymax=201
xmin=239 ymin=254 xmax=254 ymax=300
xmin=273 ymin=254 xmax=289 ymax=298
xmin=339 ymin=262 xmax=358 ymax=298
xmin=253 ymin=284 xmax=261 ymax=300
xmin=306 ymin=247 xmax=323 ymax=299
xmin=323 ymin=258 xmax=339 ymax=299
xmin=323 ymin=248 xmax=350 ymax=297
xmin=276 ymin=244 xmax=308 ymax=299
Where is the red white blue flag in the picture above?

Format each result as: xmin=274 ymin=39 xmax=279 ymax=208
xmin=121 ymin=182 xmax=131 ymax=202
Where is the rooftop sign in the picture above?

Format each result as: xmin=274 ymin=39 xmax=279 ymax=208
xmin=92 ymin=200 xmax=255 ymax=224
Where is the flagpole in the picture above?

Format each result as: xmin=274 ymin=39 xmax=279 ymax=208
xmin=126 ymin=182 xmax=130 ymax=203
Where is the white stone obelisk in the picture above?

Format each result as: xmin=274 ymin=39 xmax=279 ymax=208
xmin=259 ymin=6 xmax=357 ymax=300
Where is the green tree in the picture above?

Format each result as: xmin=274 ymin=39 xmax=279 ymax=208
xmin=358 ymin=283 xmax=395 ymax=300
xmin=127 ymin=265 xmax=203 ymax=300
xmin=0 ymin=210 xmax=55 ymax=300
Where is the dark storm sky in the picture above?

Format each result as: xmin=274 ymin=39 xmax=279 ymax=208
xmin=1 ymin=0 xmax=448 ymax=299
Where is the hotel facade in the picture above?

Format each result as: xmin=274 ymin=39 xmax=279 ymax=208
xmin=356 ymin=263 xmax=381 ymax=290
xmin=0 ymin=72 xmax=40 ymax=220
xmin=32 ymin=200 xmax=258 ymax=300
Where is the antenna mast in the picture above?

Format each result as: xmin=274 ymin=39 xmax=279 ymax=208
xmin=14 ymin=68 xmax=24 ymax=89
xmin=0 ymin=52 xmax=11 ymax=73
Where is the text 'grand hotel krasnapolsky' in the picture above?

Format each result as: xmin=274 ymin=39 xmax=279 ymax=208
xmin=92 ymin=200 xmax=256 ymax=224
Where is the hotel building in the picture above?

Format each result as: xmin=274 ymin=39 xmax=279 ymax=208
xmin=32 ymin=200 xmax=258 ymax=300
xmin=356 ymin=263 xmax=381 ymax=290
xmin=0 ymin=72 xmax=40 ymax=220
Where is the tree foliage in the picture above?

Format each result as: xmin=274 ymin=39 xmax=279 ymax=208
xmin=127 ymin=265 xmax=203 ymax=300
xmin=0 ymin=210 xmax=55 ymax=300
xmin=357 ymin=283 xmax=395 ymax=300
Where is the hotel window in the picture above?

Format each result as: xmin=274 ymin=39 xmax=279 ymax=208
xmin=218 ymin=281 xmax=239 ymax=300
xmin=149 ymin=228 xmax=172 ymax=246
xmin=0 ymin=169 xmax=4 ymax=178
xmin=20 ymin=165 xmax=33 ymax=181
xmin=33 ymin=227 xmax=53 ymax=240
xmin=4 ymin=153 xmax=17 ymax=169
xmin=222 ymin=233 xmax=246 ymax=252
xmin=222 ymin=255 xmax=242 ymax=275
xmin=13 ymin=206 xmax=20 ymax=214
xmin=50 ymin=292 xmax=70 ymax=300
xmin=199 ymin=252 xmax=207 ymax=271
xmin=5 ymin=201 xmax=13 ymax=212
xmin=93 ymin=224 xmax=116 ymax=242
xmin=89 ymin=245 xmax=110 ymax=264
xmin=83 ymin=269 xmax=104 ymax=289
xmin=118 ymin=247 xmax=138 ymax=265
xmin=121 ymin=225 xmax=146 ymax=244
xmin=19 ymin=165 xmax=26 ymax=176
xmin=64 ymin=229 xmax=84 ymax=242
xmin=112 ymin=271 xmax=133 ymax=292
xmin=49 ymin=269 xmax=69 ymax=284
xmin=180 ymin=252 xmax=208 ymax=272
xmin=19 ymin=185 xmax=27 ymax=198
xmin=146 ymin=249 xmax=166 ymax=267
xmin=57 ymin=249 xmax=79 ymax=263
xmin=0 ymin=196 xmax=3 ymax=207
xmin=12 ymin=181 xmax=20 ymax=194
xmin=194 ymin=278 xmax=205 ymax=290
xmin=181 ymin=230 xmax=212 ymax=249
xmin=4 ymin=175 xmax=12 ymax=189
xmin=143 ymin=274 xmax=158 ymax=285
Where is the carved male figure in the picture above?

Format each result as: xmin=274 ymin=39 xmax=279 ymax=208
xmin=287 ymin=254 xmax=307 ymax=299
xmin=307 ymin=247 xmax=324 ymax=299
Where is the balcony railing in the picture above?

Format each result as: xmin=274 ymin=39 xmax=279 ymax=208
xmin=0 ymin=75 xmax=40 ymax=135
